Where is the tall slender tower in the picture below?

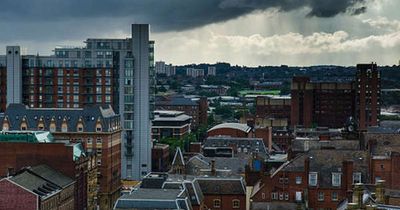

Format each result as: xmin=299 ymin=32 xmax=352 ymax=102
xmin=356 ymin=63 xmax=380 ymax=131
xmin=6 ymin=46 xmax=22 ymax=105
xmin=131 ymin=24 xmax=153 ymax=179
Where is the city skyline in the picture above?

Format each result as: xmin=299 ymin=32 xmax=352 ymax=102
xmin=0 ymin=0 xmax=399 ymax=67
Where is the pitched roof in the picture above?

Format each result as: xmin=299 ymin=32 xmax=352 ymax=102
xmin=197 ymin=178 xmax=246 ymax=195
xmin=8 ymin=165 xmax=74 ymax=199
xmin=114 ymin=188 xmax=192 ymax=210
xmin=1 ymin=103 xmax=119 ymax=132
xmin=278 ymin=150 xmax=368 ymax=188
xmin=172 ymin=147 xmax=185 ymax=166
xmin=29 ymin=165 xmax=74 ymax=188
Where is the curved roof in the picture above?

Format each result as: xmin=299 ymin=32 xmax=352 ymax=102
xmin=208 ymin=123 xmax=251 ymax=133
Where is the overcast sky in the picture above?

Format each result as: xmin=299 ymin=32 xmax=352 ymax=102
xmin=0 ymin=0 xmax=399 ymax=66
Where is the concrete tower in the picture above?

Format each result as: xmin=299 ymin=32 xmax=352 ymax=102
xmin=132 ymin=24 xmax=153 ymax=179
xmin=6 ymin=46 xmax=22 ymax=105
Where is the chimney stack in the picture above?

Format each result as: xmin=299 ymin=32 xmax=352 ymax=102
xmin=268 ymin=127 xmax=272 ymax=152
xmin=375 ymin=180 xmax=386 ymax=204
xmin=211 ymin=159 xmax=216 ymax=176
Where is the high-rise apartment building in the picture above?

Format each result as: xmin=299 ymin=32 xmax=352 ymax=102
xmin=0 ymin=24 xmax=155 ymax=180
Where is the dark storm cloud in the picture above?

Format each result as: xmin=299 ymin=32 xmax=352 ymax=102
xmin=0 ymin=0 xmax=368 ymax=32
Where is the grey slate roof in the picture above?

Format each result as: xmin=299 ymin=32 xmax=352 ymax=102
xmin=114 ymin=188 xmax=192 ymax=210
xmin=1 ymin=103 xmax=120 ymax=132
xmin=186 ymin=154 xmax=249 ymax=176
xmin=204 ymin=136 xmax=269 ymax=159
xmin=29 ymin=165 xmax=74 ymax=188
xmin=197 ymin=178 xmax=246 ymax=195
xmin=9 ymin=165 xmax=74 ymax=199
xmin=278 ymin=150 xmax=368 ymax=188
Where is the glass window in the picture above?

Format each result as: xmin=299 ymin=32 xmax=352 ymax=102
xmin=332 ymin=192 xmax=338 ymax=201
xmin=309 ymin=172 xmax=318 ymax=186
xmin=332 ymin=173 xmax=341 ymax=187
xmin=213 ymin=199 xmax=221 ymax=208
xmin=353 ymin=172 xmax=362 ymax=184
xmin=296 ymin=176 xmax=302 ymax=184
xmin=271 ymin=192 xmax=278 ymax=200
xmin=232 ymin=200 xmax=240 ymax=209
xmin=318 ymin=192 xmax=324 ymax=201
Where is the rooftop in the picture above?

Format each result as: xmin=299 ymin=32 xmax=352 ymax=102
xmin=208 ymin=123 xmax=252 ymax=133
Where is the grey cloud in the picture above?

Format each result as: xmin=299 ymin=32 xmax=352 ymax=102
xmin=0 ymin=0 xmax=368 ymax=32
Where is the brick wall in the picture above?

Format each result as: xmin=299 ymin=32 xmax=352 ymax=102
xmin=0 ymin=179 xmax=38 ymax=210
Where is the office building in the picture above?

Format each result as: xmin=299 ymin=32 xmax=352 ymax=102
xmin=152 ymin=110 xmax=191 ymax=141
xmin=0 ymin=24 xmax=155 ymax=180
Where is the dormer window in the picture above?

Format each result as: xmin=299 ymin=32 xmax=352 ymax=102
xmin=332 ymin=173 xmax=341 ymax=187
xmin=77 ymin=126 xmax=83 ymax=132
xmin=309 ymin=172 xmax=318 ymax=186
xmin=61 ymin=123 xmax=68 ymax=132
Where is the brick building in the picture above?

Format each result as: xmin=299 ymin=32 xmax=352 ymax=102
xmin=0 ymin=131 xmax=94 ymax=210
xmin=0 ymin=165 xmax=75 ymax=210
xmin=290 ymin=63 xmax=380 ymax=129
xmin=356 ymin=63 xmax=380 ymax=131
xmin=115 ymin=172 xmax=246 ymax=210
xmin=152 ymin=110 xmax=192 ymax=141
xmin=364 ymin=130 xmax=400 ymax=189
xmin=250 ymin=150 xmax=368 ymax=210
xmin=0 ymin=24 xmax=156 ymax=180
xmin=155 ymin=96 xmax=208 ymax=129
xmin=255 ymin=95 xmax=291 ymax=126
xmin=151 ymin=143 xmax=170 ymax=172
xmin=0 ymin=104 xmax=121 ymax=210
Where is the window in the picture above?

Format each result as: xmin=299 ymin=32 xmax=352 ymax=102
xmin=279 ymin=193 xmax=283 ymax=200
xmin=213 ymin=199 xmax=221 ymax=208
xmin=375 ymin=176 xmax=381 ymax=183
xmin=232 ymin=199 xmax=240 ymax=208
xmin=271 ymin=192 xmax=278 ymax=200
xmin=295 ymin=191 xmax=302 ymax=201
xmin=77 ymin=126 xmax=83 ymax=132
xmin=296 ymin=176 xmax=302 ymax=184
xmin=284 ymin=192 xmax=289 ymax=200
xmin=96 ymin=138 xmax=102 ymax=144
xmin=318 ymin=192 xmax=324 ymax=201
xmin=332 ymin=173 xmax=341 ymax=187
xmin=353 ymin=172 xmax=362 ymax=184
xmin=309 ymin=172 xmax=318 ymax=186
xmin=332 ymin=192 xmax=338 ymax=201
xmin=262 ymin=193 xmax=266 ymax=199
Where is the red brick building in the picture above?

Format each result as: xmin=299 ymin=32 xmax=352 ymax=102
xmin=255 ymin=95 xmax=291 ymax=126
xmin=155 ymin=96 xmax=208 ymax=129
xmin=197 ymin=178 xmax=246 ymax=210
xmin=356 ymin=63 xmax=380 ymax=131
xmin=0 ymin=165 xmax=75 ymax=210
xmin=0 ymin=104 xmax=122 ymax=210
xmin=290 ymin=63 xmax=380 ymax=130
xmin=0 ymin=131 xmax=93 ymax=210
xmin=365 ymin=131 xmax=400 ymax=189
xmin=250 ymin=150 xmax=368 ymax=210
xmin=151 ymin=143 xmax=170 ymax=172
